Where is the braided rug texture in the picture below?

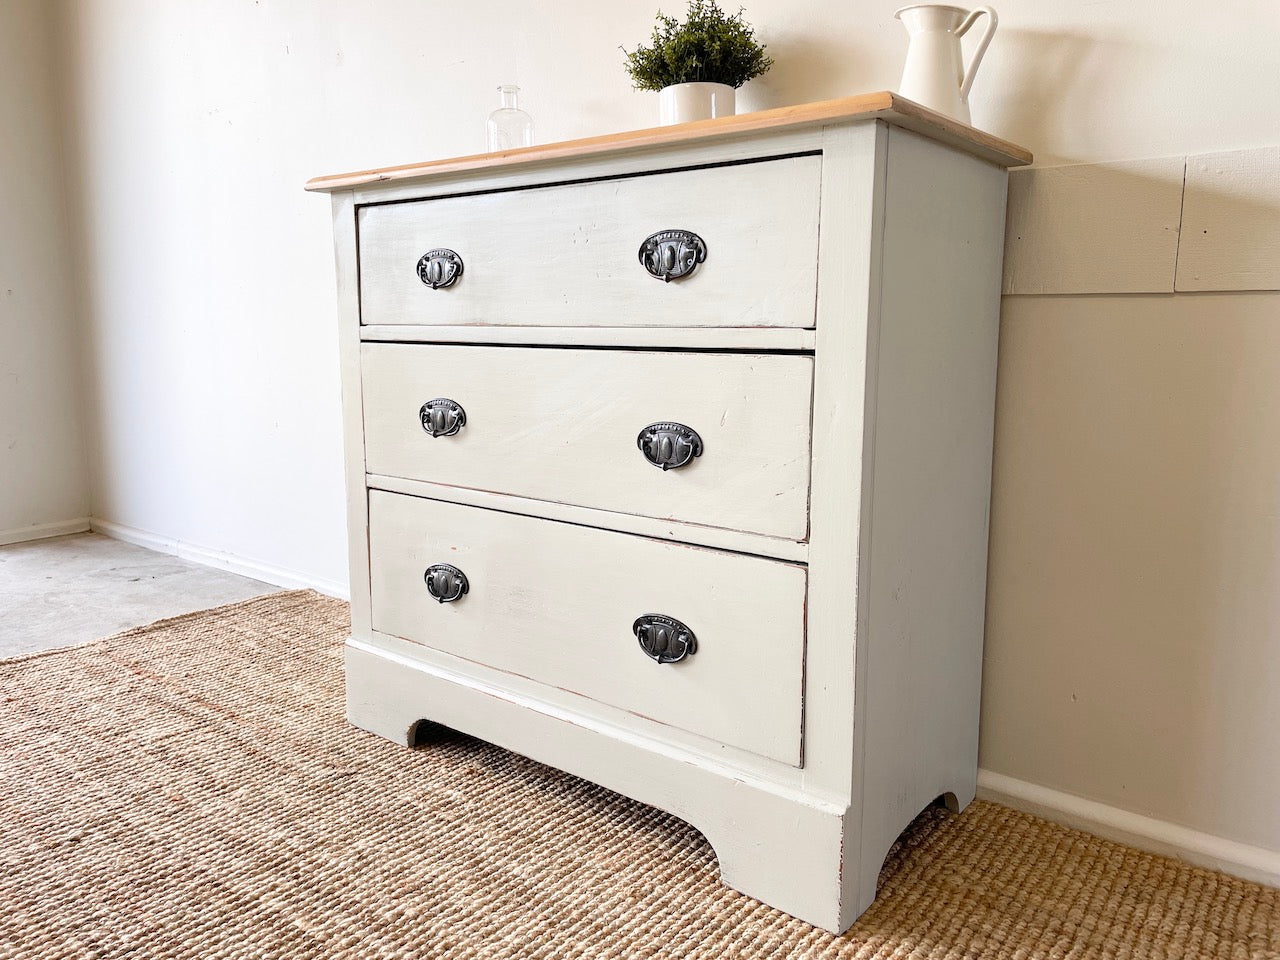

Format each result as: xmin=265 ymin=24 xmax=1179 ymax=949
xmin=1 ymin=590 xmax=1277 ymax=959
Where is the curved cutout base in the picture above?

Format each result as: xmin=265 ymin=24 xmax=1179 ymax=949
xmin=345 ymin=638 xmax=974 ymax=934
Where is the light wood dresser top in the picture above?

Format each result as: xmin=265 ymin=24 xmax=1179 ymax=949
xmin=305 ymin=91 xmax=1032 ymax=193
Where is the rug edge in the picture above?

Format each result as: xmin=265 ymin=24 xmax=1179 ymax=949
xmin=0 ymin=589 xmax=334 ymax=665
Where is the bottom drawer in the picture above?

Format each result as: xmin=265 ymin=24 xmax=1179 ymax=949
xmin=368 ymin=490 xmax=807 ymax=766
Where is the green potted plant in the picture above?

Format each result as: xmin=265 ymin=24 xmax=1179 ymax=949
xmin=623 ymin=0 xmax=774 ymax=125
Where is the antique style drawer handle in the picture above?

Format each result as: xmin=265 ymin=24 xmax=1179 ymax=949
xmin=638 ymin=230 xmax=706 ymax=282
xmin=637 ymin=422 xmax=703 ymax=471
xmin=633 ymin=614 xmax=697 ymax=664
xmin=424 ymin=563 xmax=469 ymax=603
xmin=420 ymin=398 xmax=466 ymax=438
xmin=417 ymin=248 xmax=464 ymax=289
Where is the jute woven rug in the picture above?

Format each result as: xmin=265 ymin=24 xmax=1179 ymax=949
xmin=2 ymin=591 xmax=1276 ymax=959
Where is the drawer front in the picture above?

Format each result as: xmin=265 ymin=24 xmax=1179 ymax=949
xmin=362 ymin=344 xmax=814 ymax=541
xmin=357 ymin=155 xmax=821 ymax=329
xmin=368 ymin=491 xmax=806 ymax=765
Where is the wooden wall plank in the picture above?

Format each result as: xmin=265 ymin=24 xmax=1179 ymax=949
xmin=1176 ymin=146 xmax=1280 ymax=292
xmin=1002 ymin=158 xmax=1185 ymax=295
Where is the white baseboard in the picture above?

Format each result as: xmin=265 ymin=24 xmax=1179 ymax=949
xmin=977 ymin=768 xmax=1280 ymax=889
xmin=0 ymin=517 xmax=92 ymax=547
xmin=89 ymin=517 xmax=350 ymax=600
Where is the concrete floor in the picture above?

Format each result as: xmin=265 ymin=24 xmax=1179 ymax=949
xmin=0 ymin=533 xmax=276 ymax=658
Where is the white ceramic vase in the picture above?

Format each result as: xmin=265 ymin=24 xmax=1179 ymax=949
xmin=658 ymin=82 xmax=736 ymax=125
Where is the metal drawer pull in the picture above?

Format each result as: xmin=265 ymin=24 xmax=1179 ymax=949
xmin=637 ymin=422 xmax=703 ymax=471
xmin=424 ymin=564 xmax=469 ymax=604
xmin=638 ymin=229 xmax=706 ymax=282
xmin=416 ymin=248 xmax=464 ymax=289
xmin=633 ymin=614 xmax=697 ymax=664
xmin=420 ymin=398 xmax=466 ymax=438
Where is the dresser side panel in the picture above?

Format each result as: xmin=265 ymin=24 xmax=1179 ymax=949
xmin=331 ymin=191 xmax=373 ymax=638
xmin=851 ymin=128 xmax=1008 ymax=914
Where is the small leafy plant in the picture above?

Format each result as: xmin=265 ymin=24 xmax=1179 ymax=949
xmin=623 ymin=0 xmax=774 ymax=91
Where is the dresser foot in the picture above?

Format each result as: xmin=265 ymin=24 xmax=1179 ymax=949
xmin=708 ymin=799 xmax=954 ymax=933
xmin=835 ymin=784 xmax=978 ymax=929
xmin=704 ymin=805 xmax=852 ymax=933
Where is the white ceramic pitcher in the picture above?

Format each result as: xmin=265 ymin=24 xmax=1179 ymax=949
xmin=895 ymin=4 xmax=997 ymax=125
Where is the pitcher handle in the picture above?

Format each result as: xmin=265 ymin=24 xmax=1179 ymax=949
xmin=955 ymin=6 xmax=998 ymax=101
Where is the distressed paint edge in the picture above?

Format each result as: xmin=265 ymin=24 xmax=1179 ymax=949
xmin=977 ymin=768 xmax=1280 ymax=889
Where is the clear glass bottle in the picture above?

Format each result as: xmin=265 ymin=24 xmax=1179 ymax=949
xmin=486 ymin=84 xmax=533 ymax=152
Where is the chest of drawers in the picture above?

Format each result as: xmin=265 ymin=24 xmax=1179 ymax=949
xmin=309 ymin=92 xmax=1030 ymax=934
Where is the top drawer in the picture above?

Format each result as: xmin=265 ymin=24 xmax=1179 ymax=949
xmin=357 ymin=154 xmax=822 ymax=329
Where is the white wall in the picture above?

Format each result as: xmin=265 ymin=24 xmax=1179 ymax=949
xmin=0 ymin=0 xmax=89 ymax=544
xmin=52 ymin=0 xmax=1280 ymax=875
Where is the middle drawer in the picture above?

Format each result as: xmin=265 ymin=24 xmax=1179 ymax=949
xmin=361 ymin=343 xmax=814 ymax=541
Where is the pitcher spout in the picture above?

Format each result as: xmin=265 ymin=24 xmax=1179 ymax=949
xmin=894 ymin=3 xmax=970 ymax=31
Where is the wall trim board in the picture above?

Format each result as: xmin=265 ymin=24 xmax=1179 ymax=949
xmin=1176 ymin=145 xmax=1280 ymax=292
xmin=1002 ymin=157 xmax=1185 ymax=295
xmin=89 ymin=518 xmax=350 ymax=600
xmin=1004 ymin=146 xmax=1280 ymax=295
xmin=0 ymin=518 xmax=92 ymax=547
xmin=977 ymin=769 xmax=1280 ymax=890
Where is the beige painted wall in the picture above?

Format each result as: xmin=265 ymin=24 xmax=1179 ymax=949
xmin=985 ymin=292 xmax=1280 ymax=853
xmin=983 ymin=147 xmax=1280 ymax=873
xmin=0 ymin=0 xmax=89 ymax=540
xmin=45 ymin=0 xmax=1280 ymax=868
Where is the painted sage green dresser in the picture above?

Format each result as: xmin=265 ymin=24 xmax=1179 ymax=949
xmin=308 ymin=92 xmax=1030 ymax=933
